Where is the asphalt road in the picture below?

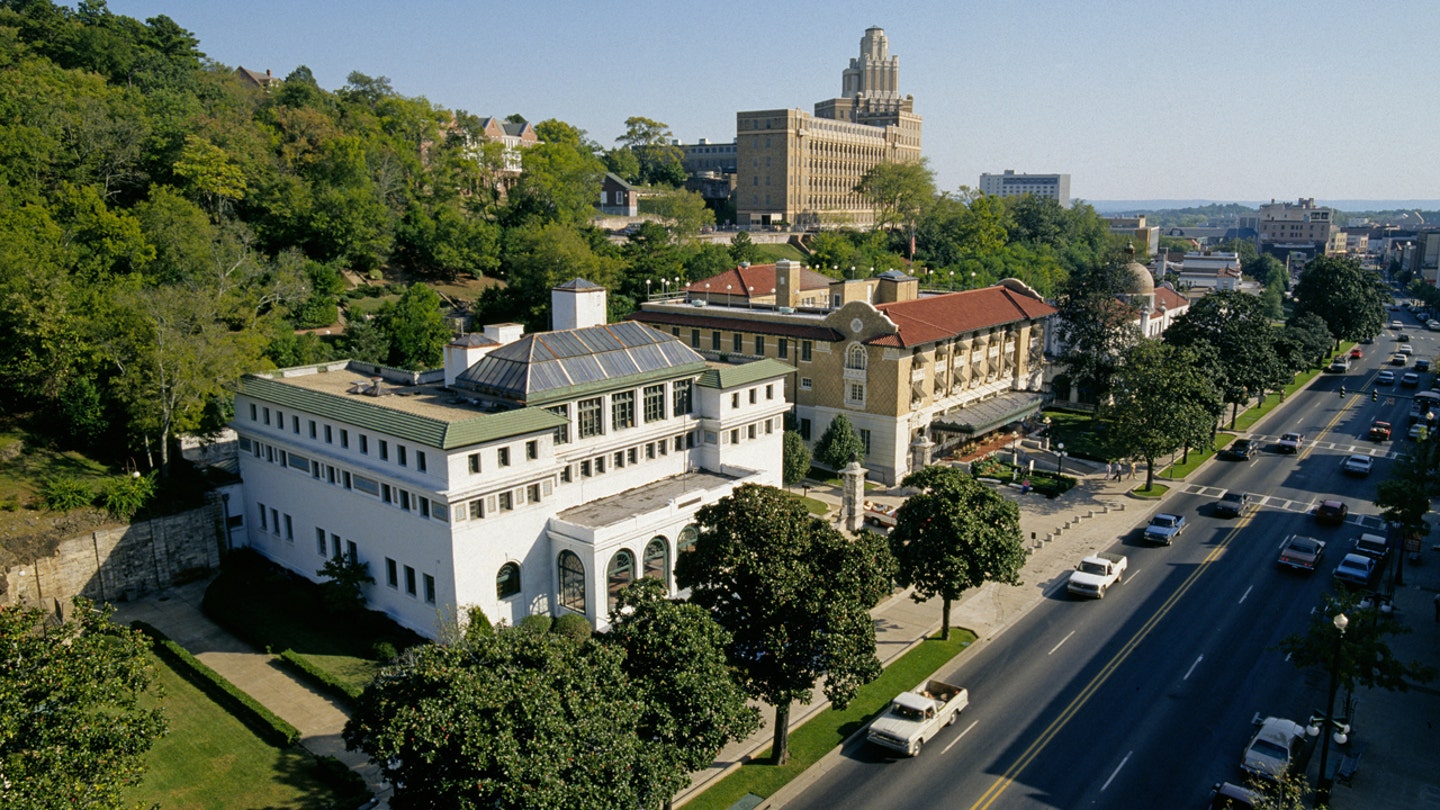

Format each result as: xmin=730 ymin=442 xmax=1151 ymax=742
xmin=782 ymin=313 xmax=1431 ymax=810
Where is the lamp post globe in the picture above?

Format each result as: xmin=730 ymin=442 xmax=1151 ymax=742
xmin=1316 ymin=611 xmax=1349 ymax=803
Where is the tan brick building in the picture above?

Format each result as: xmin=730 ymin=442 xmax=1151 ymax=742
xmin=629 ymin=260 xmax=1055 ymax=484
xmin=735 ymin=27 xmax=923 ymax=231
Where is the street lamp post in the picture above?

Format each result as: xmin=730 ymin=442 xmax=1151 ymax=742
xmin=1043 ymin=416 xmax=1053 ymax=451
xmin=1056 ymin=442 xmax=1066 ymax=475
xmin=1314 ymin=612 xmax=1350 ymax=804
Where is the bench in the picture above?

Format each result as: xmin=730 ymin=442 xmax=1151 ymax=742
xmin=1336 ymin=741 xmax=1367 ymax=786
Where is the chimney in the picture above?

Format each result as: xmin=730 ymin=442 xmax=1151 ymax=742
xmin=369 ymin=377 xmax=383 ymax=396
xmin=551 ymin=279 xmax=608 ymax=331
xmin=775 ymin=260 xmax=799 ymax=308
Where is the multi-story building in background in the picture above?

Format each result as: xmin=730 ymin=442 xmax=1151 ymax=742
xmin=1106 ymin=215 xmax=1161 ymax=257
xmin=979 ymin=170 xmax=1072 ymax=208
xmin=232 ymin=281 xmax=790 ymax=638
xmin=1257 ymin=197 xmax=1344 ymax=265
xmin=628 ymin=260 xmax=1054 ymax=484
xmin=735 ymin=27 xmax=923 ymax=230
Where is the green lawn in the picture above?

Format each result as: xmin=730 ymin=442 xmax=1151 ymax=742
xmin=125 ymin=653 xmax=343 ymax=809
xmin=753 ymin=242 xmax=807 ymax=263
xmin=682 ymin=629 xmax=976 ymax=810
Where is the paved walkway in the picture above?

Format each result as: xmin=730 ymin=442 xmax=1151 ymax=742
xmin=110 ymin=441 xmax=1440 ymax=810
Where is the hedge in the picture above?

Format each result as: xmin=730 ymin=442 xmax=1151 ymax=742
xmin=131 ymin=620 xmax=302 ymax=748
xmin=278 ymin=648 xmax=363 ymax=706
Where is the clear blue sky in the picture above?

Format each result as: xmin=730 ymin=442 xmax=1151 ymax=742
xmin=107 ymin=0 xmax=1440 ymax=203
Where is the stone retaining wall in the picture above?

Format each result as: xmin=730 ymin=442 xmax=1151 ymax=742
xmin=4 ymin=497 xmax=226 ymax=614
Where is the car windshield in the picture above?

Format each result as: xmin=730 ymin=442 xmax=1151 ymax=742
xmin=1153 ymin=516 xmax=1178 ymax=528
xmin=1224 ymin=493 xmax=1242 ymax=501
xmin=1290 ymin=540 xmax=1317 ymax=553
xmin=1079 ymin=561 xmax=1107 ymax=575
xmin=1249 ymin=739 xmax=1290 ymax=762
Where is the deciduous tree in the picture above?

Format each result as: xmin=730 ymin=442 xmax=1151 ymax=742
xmin=1107 ymin=341 xmax=1221 ymax=489
xmin=890 ymin=466 xmax=1026 ymax=640
xmin=0 ymin=598 xmax=168 ymax=808
xmin=782 ymin=430 xmax=812 ymax=487
xmin=853 ymin=159 xmax=935 ymax=243
xmin=814 ymin=413 xmax=865 ymax=471
xmin=1290 ymin=256 xmax=1387 ymax=348
xmin=1051 ymin=259 xmax=1140 ymax=406
xmin=1164 ymin=290 xmax=1287 ymax=428
xmin=676 ymin=484 xmax=894 ymax=764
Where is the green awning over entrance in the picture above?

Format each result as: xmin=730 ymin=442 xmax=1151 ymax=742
xmin=930 ymin=392 xmax=1046 ymax=435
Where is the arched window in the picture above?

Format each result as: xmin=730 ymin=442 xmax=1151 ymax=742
xmin=496 ymin=562 xmax=521 ymax=599
xmin=643 ymin=537 xmax=669 ymax=590
xmin=677 ymin=525 xmax=698 ymax=555
xmin=558 ymin=551 xmax=585 ymax=613
xmin=607 ymin=550 xmax=635 ymax=612
xmin=846 ymin=343 xmax=867 ymax=371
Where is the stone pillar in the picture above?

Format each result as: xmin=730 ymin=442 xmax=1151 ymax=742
xmin=842 ymin=460 xmax=868 ymax=533
xmin=909 ymin=433 xmax=934 ymax=475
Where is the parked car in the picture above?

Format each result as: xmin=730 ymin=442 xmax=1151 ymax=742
xmin=1377 ymin=369 xmax=1396 ymax=384
xmin=1277 ymin=432 xmax=1304 ymax=453
xmin=1277 ymin=534 xmax=1326 ymax=571
xmin=1209 ymin=782 xmax=1259 ymax=810
xmin=1369 ymin=420 xmax=1392 ymax=440
xmin=1220 ymin=438 xmax=1255 ymax=461
xmin=1316 ymin=499 xmax=1349 ymax=525
xmin=1402 ymin=372 xmax=1421 ymax=387
xmin=1352 ymin=532 xmax=1390 ymax=565
xmin=1241 ymin=716 xmax=1306 ymax=781
xmin=1215 ymin=490 xmax=1252 ymax=517
xmin=1333 ymin=552 xmax=1378 ymax=588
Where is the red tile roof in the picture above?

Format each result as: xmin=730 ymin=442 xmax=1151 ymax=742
xmin=686 ymin=263 xmax=833 ymax=300
xmin=869 ymin=287 xmax=1056 ymax=348
xmin=626 ymin=310 xmax=842 ymax=341
xmin=1155 ymin=287 xmax=1189 ymax=311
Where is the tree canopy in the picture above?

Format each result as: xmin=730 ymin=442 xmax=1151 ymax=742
xmin=1290 ymin=256 xmax=1387 ymax=347
xmin=676 ymin=483 xmax=895 ymax=764
xmin=890 ymin=466 xmax=1026 ymax=639
xmin=1107 ymin=340 xmax=1222 ymax=489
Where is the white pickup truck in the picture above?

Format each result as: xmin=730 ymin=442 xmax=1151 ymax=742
xmin=866 ymin=678 xmax=969 ymax=756
xmin=1067 ymin=552 xmax=1128 ymax=598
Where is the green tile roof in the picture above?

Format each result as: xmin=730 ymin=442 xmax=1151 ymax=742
xmin=696 ymin=358 xmax=795 ymax=389
xmin=236 ymin=375 xmax=567 ymax=450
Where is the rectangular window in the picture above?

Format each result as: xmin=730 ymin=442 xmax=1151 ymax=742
xmin=331 ymin=534 xmax=342 ymax=558
xmin=346 ymin=540 xmax=357 ymax=561
xmin=644 ymin=384 xmax=665 ymax=423
xmin=308 ymin=420 xmax=317 ymax=439
xmin=595 ymin=455 xmax=606 ymax=474
xmin=705 ymin=431 xmax=718 ymax=445
xmin=468 ymin=453 xmax=481 ymax=474
xmin=859 ymin=429 xmax=872 ymax=454
xmin=340 ymin=429 xmax=349 ymax=448
xmin=399 ymin=490 xmax=411 ymax=511
xmin=263 ymin=407 xmax=271 ymax=425
xmin=731 ymin=392 xmax=740 ymax=409
xmin=386 ymin=558 xmax=398 ymax=588
xmin=343 ymin=471 xmax=352 ymax=489
xmin=646 ymin=442 xmax=656 ymax=459
xmin=423 ymin=574 xmax=436 ymax=605
xmin=800 ymin=377 xmax=813 ymax=390
xmin=733 ymin=333 xmax=743 ymax=353
xmin=800 ymin=418 xmax=812 ymax=440
xmin=547 ymin=404 xmax=570 ymax=445
xmin=379 ymin=440 xmax=388 ymax=461
xmin=578 ymin=397 xmax=604 ymax=438
xmin=801 ymin=340 xmax=813 ymax=362
xmin=731 ymin=429 xmax=740 ymax=444
xmin=612 ymin=391 xmax=635 ymax=429
xmin=359 ymin=435 xmax=368 ymax=454
xmin=526 ymin=440 xmax=539 ymax=460
xmin=675 ymin=435 xmax=685 ymax=452
xmin=627 ymin=447 xmax=637 ymax=464
xmin=316 ymin=527 xmax=326 ymax=556
xmin=470 ymin=498 xmax=486 ymax=519
xmin=291 ymin=416 xmax=299 ymax=434
xmin=749 ymin=424 xmax=757 ymax=439
xmin=498 ymin=447 xmax=510 ymax=467
xmin=431 ymin=501 xmax=447 ymax=522
xmin=671 ymin=380 xmax=692 ymax=416
xmin=766 ymin=419 xmax=775 ymax=434
xmin=239 ymin=436 xmax=253 ymax=453
xmin=324 ymin=425 xmax=332 ymax=443
xmin=527 ymin=483 xmax=541 ymax=503
xmin=381 ymin=484 xmax=393 ymax=504
xmin=258 ymin=503 xmax=268 ymax=531
xmin=613 ymin=451 xmax=624 ymax=469
xmin=405 ymin=566 xmax=417 ymax=596
xmin=560 ymin=465 xmax=573 ymax=483
xmin=397 ymin=445 xmax=407 ymax=467
xmin=580 ymin=459 xmax=592 ymax=478
xmin=352 ymin=475 xmax=380 ymax=496
xmin=416 ymin=451 xmax=426 ymax=472
xmin=754 ymin=335 xmax=765 ymax=355
xmin=749 ymin=388 xmax=757 ymax=404
xmin=288 ymin=452 xmax=310 ymax=472
xmin=690 ymin=329 xmax=700 ymax=348
xmin=766 ymin=383 xmax=774 ymax=400
xmin=269 ymin=508 xmax=279 ymax=535
xmin=778 ymin=338 xmax=789 ymax=359
xmin=498 ymin=491 xmax=514 ymax=511
xmin=249 ymin=403 xmax=257 ymax=421
xmin=711 ymin=331 xmax=721 ymax=351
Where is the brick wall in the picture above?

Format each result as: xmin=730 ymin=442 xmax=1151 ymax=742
xmin=4 ymin=497 xmax=226 ymax=614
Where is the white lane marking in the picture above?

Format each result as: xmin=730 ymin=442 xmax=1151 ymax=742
xmin=1183 ymin=655 xmax=1204 ymax=681
xmin=1285 ymin=652 xmax=1292 ymax=662
xmin=1048 ymin=630 xmax=1076 ymax=656
xmin=1125 ymin=568 xmax=1140 ymax=584
xmin=1101 ymin=750 xmax=1133 ymax=791
xmin=942 ymin=720 xmax=978 ymax=754
xmin=1239 ymin=585 xmax=1253 ymax=604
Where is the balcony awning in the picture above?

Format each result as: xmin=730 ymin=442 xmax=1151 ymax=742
xmin=930 ymin=392 xmax=1046 ymax=435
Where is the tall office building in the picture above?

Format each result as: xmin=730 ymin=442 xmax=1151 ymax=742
xmin=979 ymin=170 xmax=1072 ymax=208
xmin=735 ymin=27 xmax=923 ymax=230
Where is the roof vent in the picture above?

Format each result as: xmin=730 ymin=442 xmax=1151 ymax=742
xmin=691 ymin=300 xmax=708 ymax=307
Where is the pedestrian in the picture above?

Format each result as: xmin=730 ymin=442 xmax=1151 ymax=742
xmin=1128 ymin=460 xmax=1136 ymax=480
xmin=1105 ymin=460 xmax=1114 ymax=479
xmin=1112 ymin=462 xmax=1123 ymax=481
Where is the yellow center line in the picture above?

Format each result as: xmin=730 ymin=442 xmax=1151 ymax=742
xmin=968 ymin=511 xmax=1256 ymax=810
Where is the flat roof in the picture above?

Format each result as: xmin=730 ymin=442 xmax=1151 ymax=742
xmin=556 ymin=469 xmax=739 ymax=530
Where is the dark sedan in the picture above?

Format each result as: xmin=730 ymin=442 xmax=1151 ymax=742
xmin=1220 ymin=438 xmax=1255 ymax=461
